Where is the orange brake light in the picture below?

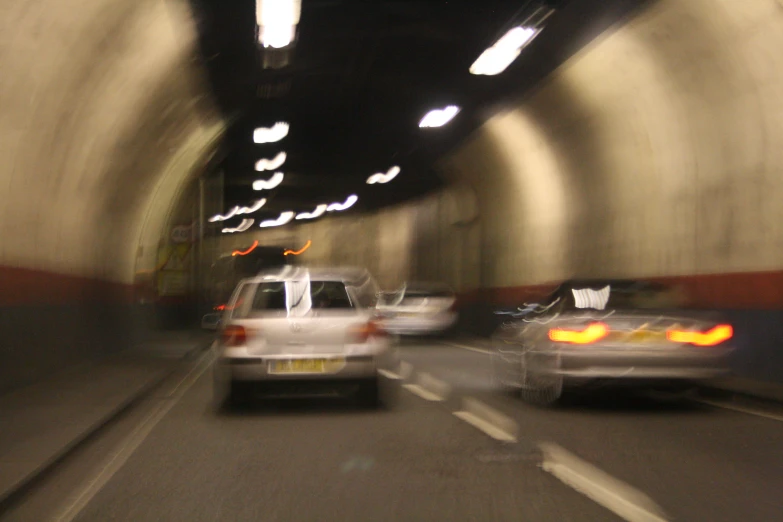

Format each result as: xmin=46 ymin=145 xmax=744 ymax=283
xmin=549 ymin=322 xmax=609 ymax=345
xmin=221 ymin=325 xmax=247 ymax=347
xmin=666 ymin=324 xmax=733 ymax=347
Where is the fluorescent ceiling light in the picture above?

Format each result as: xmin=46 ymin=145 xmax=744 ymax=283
xmin=237 ymin=198 xmax=267 ymax=215
xmin=295 ymin=204 xmax=327 ymax=220
xmin=366 ymin=166 xmax=400 ymax=185
xmin=255 ymin=151 xmax=286 ymax=171
xmin=253 ymin=122 xmax=289 ymax=143
xmin=256 ymin=0 xmax=302 ymax=48
xmin=419 ymin=106 xmax=460 ymax=128
xmin=208 ymin=207 xmax=239 ymax=222
xmin=470 ymin=26 xmax=541 ymax=76
xmin=259 ymin=211 xmax=295 ymax=228
xmin=253 ymin=172 xmax=285 ymax=191
xmin=222 ymin=219 xmax=255 ymax=234
xmin=326 ymin=195 xmax=358 ymax=212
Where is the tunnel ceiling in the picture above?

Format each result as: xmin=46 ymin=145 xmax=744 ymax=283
xmin=190 ymin=0 xmax=647 ymax=225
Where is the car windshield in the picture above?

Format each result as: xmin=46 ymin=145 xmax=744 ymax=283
xmin=250 ymin=281 xmax=354 ymax=312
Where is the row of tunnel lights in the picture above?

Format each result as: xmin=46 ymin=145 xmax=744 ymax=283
xmin=212 ymin=1 xmax=551 ymax=233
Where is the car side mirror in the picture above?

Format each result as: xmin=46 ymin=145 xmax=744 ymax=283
xmin=201 ymin=313 xmax=222 ymax=330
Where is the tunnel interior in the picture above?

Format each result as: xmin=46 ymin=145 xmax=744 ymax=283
xmin=2 ymin=0 xmax=783 ymax=387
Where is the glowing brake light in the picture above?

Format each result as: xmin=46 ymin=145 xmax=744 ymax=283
xmin=666 ymin=324 xmax=733 ymax=347
xmin=350 ymin=321 xmax=385 ymax=343
xmin=549 ymin=322 xmax=609 ymax=344
xmin=221 ymin=325 xmax=247 ymax=347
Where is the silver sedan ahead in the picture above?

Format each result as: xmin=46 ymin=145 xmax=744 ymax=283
xmin=492 ymin=279 xmax=734 ymax=405
xmin=213 ymin=267 xmax=400 ymax=408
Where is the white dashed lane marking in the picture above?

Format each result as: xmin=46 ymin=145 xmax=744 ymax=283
xmin=453 ymin=397 xmax=518 ymax=442
xmin=539 ymin=442 xmax=670 ymax=522
xmin=402 ymin=372 xmax=451 ymax=402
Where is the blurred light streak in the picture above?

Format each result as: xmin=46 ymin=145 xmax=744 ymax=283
xmin=259 ymin=211 xmax=295 ymax=228
xmin=419 ymin=106 xmax=460 ymax=128
xmin=237 ymin=198 xmax=267 ymax=214
xmin=253 ymin=122 xmax=289 ymax=143
xmin=208 ymin=207 xmax=239 ymax=222
xmin=253 ymin=172 xmax=285 ymax=190
xmin=232 ymin=240 xmax=259 ymax=256
xmin=366 ymin=166 xmax=400 ymax=184
xmin=326 ymin=195 xmax=358 ymax=212
xmin=256 ymin=0 xmax=301 ymax=48
xmin=284 ymin=240 xmax=312 ymax=256
xmin=470 ymin=27 xmax=541 ymax=76
xmin=295 ymin=204 xmax=327 ymax=220
xmin=222 ymin=219 xmax=255 ymax=233
xmin=255 ymin=152 xmax=287 ymax=171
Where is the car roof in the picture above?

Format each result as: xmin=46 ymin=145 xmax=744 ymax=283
xmin=244 ymin=266 xmax=375 ymax=285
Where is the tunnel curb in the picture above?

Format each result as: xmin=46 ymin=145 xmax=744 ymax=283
xmin=0 ymin=336 xmax=213 ymax=515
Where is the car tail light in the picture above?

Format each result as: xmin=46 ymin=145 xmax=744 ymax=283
xmin=221 ymin=325 xmax=247 ymax=347
xmin=350 ymin=321 xmax=385 ymax=343
xmin=548 ymin=322 xmax=609 ymax=344
xmin=666 ymin=324 xmax=733 ymax=347
xmin=214 ymin=304 xmax=226 ymax=311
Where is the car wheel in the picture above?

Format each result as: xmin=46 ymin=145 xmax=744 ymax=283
xmin=519 ymin=351 xmax=564 ymax=406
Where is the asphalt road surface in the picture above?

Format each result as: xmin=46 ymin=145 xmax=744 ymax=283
xmin=5 ymin=341 xmax=783 ymax=522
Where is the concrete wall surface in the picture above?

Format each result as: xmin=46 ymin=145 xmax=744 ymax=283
xmin=0 ymin=0 xmax=223 ymax=393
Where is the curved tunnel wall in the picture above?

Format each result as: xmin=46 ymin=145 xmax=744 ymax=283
xmin=444 ymin=0 xmax=783 ymax=300
xmin=439 ymin=0 xmax=783 ymax=380
xmin=0 ymin=0 xmax=224 ymax=391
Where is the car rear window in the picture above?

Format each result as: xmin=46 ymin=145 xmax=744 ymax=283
xmin=249 ymin=281 xmax=354 ymax=312
xmin=561 ymin=282 xmax=682 ymax=310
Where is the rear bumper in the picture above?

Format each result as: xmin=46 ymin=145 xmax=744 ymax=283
xmin=216 ymin=354 xmax=382 ymax=382
xmin=541 ymin=347 xmax=733 ymax=380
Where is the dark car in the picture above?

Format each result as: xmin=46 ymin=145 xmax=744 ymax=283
xmin=491 ymin=279 xmax=734 ymax=405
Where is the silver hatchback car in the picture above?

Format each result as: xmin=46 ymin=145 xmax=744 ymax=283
xmin=213 ymin=266 xmax=400 ymax=407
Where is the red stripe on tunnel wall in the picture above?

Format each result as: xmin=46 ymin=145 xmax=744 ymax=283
xmin=0 ymin=265 xmax=135 ymax=306
xmin=456 ymin=270 xmax=783 ymax=310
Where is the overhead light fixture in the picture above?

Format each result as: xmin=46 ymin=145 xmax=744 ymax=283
xmin=470 ymin=26 xmax=542 ymax=76
xmin=259 ymin=211 xmax=295 ymax=228
xmin=326 ymin=195 xmax=358 ymax=212
xmin=366 ymin=166 xmax=400 ymax=185
xmin=295 ymin=204 xmax=327 ymax=220
xmin=222 ymin=219 xmax=255 ymax=234
xmin=256 ymin=0 xmax=302 ymax=49
xmin=237 ymin=198 xmax=267 ymax=215
xmin=208 ymin=207 xmax=239 ymax=222
xmin=253 ymin=122 xmax=289 ymax=143
xmin=255 ymin=151 xmax=287 ymax=171
xmin=253 ymin=172 xmax=285 ymax=191
xmin=419 ymin=106 xmax=460 ymax=128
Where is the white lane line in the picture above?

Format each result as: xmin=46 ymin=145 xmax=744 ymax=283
xmin=539 ymin=442 xmax=670 ymax=522
xmin=399 ymin=361 xmax=413 ymax=380
xmin=442 ymin=341 xmax=492 ymax=355
xmin=53 ymin=350 xmax=216 ymax=522
xmin=403 ymin=384 xmax=445 ymax=402
xmin=403 ymin=371 xmax=451 ymax=402
xmin=453 ymin=397 xmax=517 ymax=442
xmin=696 ymin=398 xmax=783 ymax=422
xmin=378 ymin=369 xmax=402 ymax=380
